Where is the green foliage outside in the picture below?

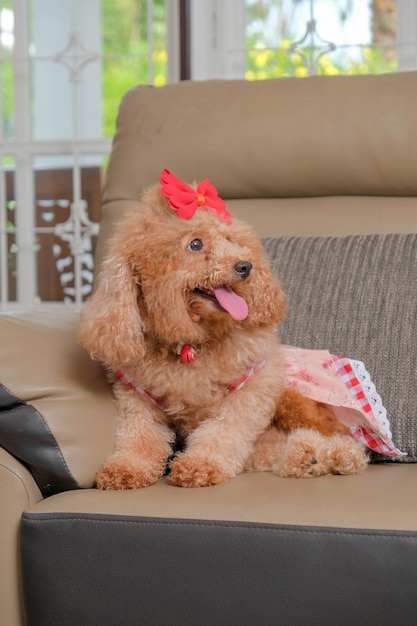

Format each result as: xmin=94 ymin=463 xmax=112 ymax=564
xmin=101 ymin=0 xmax=167 ymax=138
xmin=1 ymin=59 xmax=14 ymax=139
xmin=245 ymin=40 xmax=397 ymax=80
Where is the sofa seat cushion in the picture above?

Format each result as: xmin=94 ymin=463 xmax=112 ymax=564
xmin=20 ymin=465 xmax=417 ymax=530
xmin=20 ymin=468 xmax=417 ymax=626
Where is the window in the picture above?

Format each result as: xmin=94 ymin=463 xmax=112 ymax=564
xmin=0 ymin=0 xmax=175 ymax=310
xmin=1 ymin=0 xmax=416 ymax=310
xmin=190 ymin=1 xmax=417 ymax=79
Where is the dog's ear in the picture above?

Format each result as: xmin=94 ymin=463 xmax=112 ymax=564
xmin=78 ymin=254 xmax=145 ymax=367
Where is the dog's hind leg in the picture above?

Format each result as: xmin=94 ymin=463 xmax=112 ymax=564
xmin=247 ymin=389 xmax=368 ymax=478
xmin=273 ymin=388 xmax=350 ymax=436
xmin=275 ymin=428 xmax=368 ymax=478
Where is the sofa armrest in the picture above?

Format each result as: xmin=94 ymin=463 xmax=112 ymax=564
xmin=0 ymin=447 xmax=42 ymax=626
xmin=0 ymin=311 xmax=117 ymax=496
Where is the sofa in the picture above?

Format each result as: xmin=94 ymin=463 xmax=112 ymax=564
xmin=1 ymin=71 xmax=417 ymax=626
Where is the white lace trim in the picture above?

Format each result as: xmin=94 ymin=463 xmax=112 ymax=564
xmin=349 ymin=358 xmax=392 ymax=439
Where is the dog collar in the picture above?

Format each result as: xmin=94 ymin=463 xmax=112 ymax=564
xmin=113 ymin=357 xmax=267 ymax=407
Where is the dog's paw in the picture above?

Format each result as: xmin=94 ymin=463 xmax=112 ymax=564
xmin=95 ymin=454 xmax=166 ymax=490
xmin=276 ymin=429 xmax=369 ymax=478
xmin=168 ymin=453 xmax=231 ymax=488
xmin=276 ymin=429 xmax=327 ymax=478
xmin=322 ymin=435 xmax=368 ymax=475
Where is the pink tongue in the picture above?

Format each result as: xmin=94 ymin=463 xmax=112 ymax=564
xmin=214 ymin=287 xmax=248 ymax=320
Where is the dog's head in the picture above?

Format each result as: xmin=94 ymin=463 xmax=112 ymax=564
xmin=78 ymin=172 xmax=285 ymax=367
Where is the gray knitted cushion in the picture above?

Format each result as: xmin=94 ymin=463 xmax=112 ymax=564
xmin=263 ymin=234 xmax=417 ymax=462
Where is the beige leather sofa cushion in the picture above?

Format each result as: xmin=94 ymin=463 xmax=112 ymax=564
xmin=0 ymin=312 xmax=116 ymax=494
xmin=103 ymin=72 xmax=417 ymax=203
xmin=95 ymin=73 xmax=417 ymax=272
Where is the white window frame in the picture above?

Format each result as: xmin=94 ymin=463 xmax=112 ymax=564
xmin=190 ymin=0 xmax=417 ymax=80
xmin=398 ymin=0 xmax=417 ymax=70
xmin=189 ymin=0 xmax=246 ymax=80
xmin=0 ymin=0 xmax=180 ymax=312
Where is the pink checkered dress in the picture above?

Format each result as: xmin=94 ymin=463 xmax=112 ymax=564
xmin=282 ymin=346 xmax=404 ymax=458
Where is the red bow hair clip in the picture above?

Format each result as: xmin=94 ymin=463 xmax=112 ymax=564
xmin=160 ymin=168 xmax=232 ymax=222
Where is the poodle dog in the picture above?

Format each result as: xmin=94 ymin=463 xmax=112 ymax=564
xmin=78 ymin=169 xmax=367 ymax=488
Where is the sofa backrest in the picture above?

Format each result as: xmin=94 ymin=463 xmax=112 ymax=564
xmin=96 ymin=71 xmax=417 ymax=270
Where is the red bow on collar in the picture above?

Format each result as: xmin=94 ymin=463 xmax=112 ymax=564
xmin=160 ymin=168 xmax=232 ymax=222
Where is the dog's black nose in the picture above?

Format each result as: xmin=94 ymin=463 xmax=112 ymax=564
xmin=234 ymin=261 xmax=252 ymax=279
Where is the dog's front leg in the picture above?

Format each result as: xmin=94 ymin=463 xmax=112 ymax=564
xmin=96 ymin=387 xmax=175 ymax=490
xmin=168 ymin=388 xmax=276 ymax=488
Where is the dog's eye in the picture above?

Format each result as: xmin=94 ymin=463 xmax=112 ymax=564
xmin=187 ymin=238 xmax=203 ymax=252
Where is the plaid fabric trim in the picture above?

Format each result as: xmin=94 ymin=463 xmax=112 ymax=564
xmin=113 ymin=369 xmax=163 ymax=407
xmin=351 ymin=425 xmax=403 ymax=456
xmin=332 ymin=357 xmax=373 ymax=414
xmin=228 ymin=358 xmax=267 ymax=393
xmin=332 ymin=356 xmax=404 ymax=457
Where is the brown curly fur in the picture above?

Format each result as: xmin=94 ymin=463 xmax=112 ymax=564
xmin=78 ymin=182 xmax=367 ymax=488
